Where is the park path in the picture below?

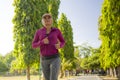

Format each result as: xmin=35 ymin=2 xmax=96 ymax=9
xmin=67 ymin=75 xmax=102 ymax=80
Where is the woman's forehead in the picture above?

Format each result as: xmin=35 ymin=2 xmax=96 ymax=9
xmin=42 ymin=13 xmax=52 ymax=18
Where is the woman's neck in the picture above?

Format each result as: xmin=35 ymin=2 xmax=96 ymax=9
xmin=46 ymin=26 xmax=51 ymax=30
xmin=45 ymin=26 xmax=52 ymax=34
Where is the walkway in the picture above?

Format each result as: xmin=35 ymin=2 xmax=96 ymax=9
xmin=68 ymin=75 xmax=102 ymax=80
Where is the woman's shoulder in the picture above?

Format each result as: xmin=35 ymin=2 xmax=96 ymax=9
xmin=37 ymin=27 xmax=45 ymax=31
xmin=35 ymin=27 xmax=45 ymax=34
xmin=52 ymin=27 xmax=60 ymax=31
xmin=52 ymin=27 xmax=62 ymax=34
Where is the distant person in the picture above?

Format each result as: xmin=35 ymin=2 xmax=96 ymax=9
xmin=32 ymin=13 xmax=65 ymax=80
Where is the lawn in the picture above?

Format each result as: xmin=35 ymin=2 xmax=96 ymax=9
xmin=0 ymin=75 xmax=68 ymax=80
xmin=0 ymin=75 xmax=38 ymax=80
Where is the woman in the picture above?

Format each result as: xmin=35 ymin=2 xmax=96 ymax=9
xmin=32 ymin=13 xmax=65 ymax=80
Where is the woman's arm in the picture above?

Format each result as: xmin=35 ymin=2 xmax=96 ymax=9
xmin=57 ymin=29 xmax=65 ymax=48
xmin=32 ymin=30 xmax=44 ymax=48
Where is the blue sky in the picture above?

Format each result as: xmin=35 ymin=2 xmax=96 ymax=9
xmin=59 ymin=0 xmax=103 ymax=47
xmin=0 ymin=0 xmax=103 ymax=56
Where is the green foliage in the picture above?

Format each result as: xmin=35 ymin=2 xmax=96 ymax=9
xmin=12 ymin=1 xmax=60 ymax=79
xmin=0 ymin=55 xmax=9 ymax=72
xmin=79 ymin=43 xmax=92 ymax=58
xmin=58 ymin=13 xmax=74 ymax=60
xmin=74 ymin=47 xmax=82 ymax=69
xmin=11 ymin=53 xmax=25 ymax=70
xmin=99 ymin=0 xmax=120 ymax=69
xmin=81 ymin=58 xmax=89 ymax=69
xmin=61 ymin=57 xmax=76 ymax=71
xmin=57 ymin=13 xmax=74 ymax=76
xmin=0 ymin=61 xmax=9 ymax=72
xmin=3 ymin=51 xmax=15 ymax=70
xmin=13 ymin=0 xmax=43 ymax=69
xmin=74 ymin=46 xmax=81 ymax=58
xmin=80 ymin=46 xmax=101 ymax=70
xmin=48 ymin=0 xmax=60 ymax=27
xmin=88 ymin=53 xmax=100 ymax=69
xmin=0 ymin=54 xmax=3 ymax=60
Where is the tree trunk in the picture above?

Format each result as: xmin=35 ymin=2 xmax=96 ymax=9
xmin=107 ymin=68 xmax=110 ymax=76
xmin=110 ymin=68 xmax=114 ymax=77
xmin=113 ymin=67 xmax=117 ymax=77
xmin=116 ymin=66 xmax=120 ymax=80
xmin=26 ymin=66 xmax=30 ymax=80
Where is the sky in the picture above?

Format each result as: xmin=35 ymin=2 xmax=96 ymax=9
xmin=0 ymin=0 xmax=103 ymax=56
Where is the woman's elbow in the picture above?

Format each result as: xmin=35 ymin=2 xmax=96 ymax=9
xmin=32 ymin=44 xmax=37 ymax=49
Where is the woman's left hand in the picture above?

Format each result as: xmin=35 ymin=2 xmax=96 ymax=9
xmin=55 ymin=43 xmax=60 ymax=49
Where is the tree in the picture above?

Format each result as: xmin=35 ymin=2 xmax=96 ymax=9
xmin=58 ymin=13 xmax=74 ymax=77
xmin=12 ymin=0 xmax=60 ymax=80
xmin=88 ymin=48 xmax=101 ymax=69
xmin=48 ymin=0 xmax=60 ymax=27
xmin=0 ymin=55 xmax=9 ymax=73
xmin=3 ymin=51 xmax=15 ymax=72
xmin=79 ymin=43 xmax=92 ymax=58
xmin=79 ymin=44 xmax=92 ymax=69
xmin=99 ymin=0 xmax=120 ymax=78
xmin=12 ymin=0 xmax=47 ymax=80
xmin=0 ymin=61 xmax=8 ymax=72
xmin=74 ymin=46 xmax=82 ymax=76
xmin=58 ymin=13 xmax=74 ymax=60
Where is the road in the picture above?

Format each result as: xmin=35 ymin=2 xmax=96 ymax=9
xmin=68 ymin=75 xmax=102 ymax=80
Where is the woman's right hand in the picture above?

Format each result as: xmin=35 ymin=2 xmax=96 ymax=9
xmin=43 ymin=37 xmax=49 ymax=44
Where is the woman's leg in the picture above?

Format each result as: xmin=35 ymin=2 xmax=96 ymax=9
xmin=50 ymin=57 xmax=61 ymax=80
xmin=41 ymin=59 xmax=50 ymax=80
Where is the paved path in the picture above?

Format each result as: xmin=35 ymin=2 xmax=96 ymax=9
xmin=68 ymin=75 xmax=102 ymax=80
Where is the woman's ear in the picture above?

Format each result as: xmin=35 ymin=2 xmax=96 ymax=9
xmin=41 ymin=19 xmax=44 ymax=26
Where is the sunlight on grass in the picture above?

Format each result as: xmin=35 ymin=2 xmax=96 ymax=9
xmin=0 ymin=75 xmax=39 ymax=80
xmin=0 ymin=75 xmax=69 ymax=80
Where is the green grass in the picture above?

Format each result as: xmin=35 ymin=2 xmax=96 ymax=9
xmin=0 ymin=75 xmax=68 ymax=80
xmin=0 ymin=75 xmax=39 ymax=80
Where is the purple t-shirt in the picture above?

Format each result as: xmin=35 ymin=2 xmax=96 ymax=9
xmin=32 ymin=27 xmax=65 ymax=57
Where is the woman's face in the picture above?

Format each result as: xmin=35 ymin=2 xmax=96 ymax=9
xmin=42 ymin=15 xmax=53 ymax=27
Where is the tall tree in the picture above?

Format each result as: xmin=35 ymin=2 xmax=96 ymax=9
xmin=12 ymin=0 xmax=47 ymax=80
xmin=58 ymin=13 xmax=74 ymax=77
xmin=99 ymin=0 xmax=120 ymax=78
xmin=58 ymin=13 xmax=74 ymax=60
xmin=48 ymin=0 xmax=60 ymax=27
xmin=12 ymin=0 xmax=60 ymax=80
